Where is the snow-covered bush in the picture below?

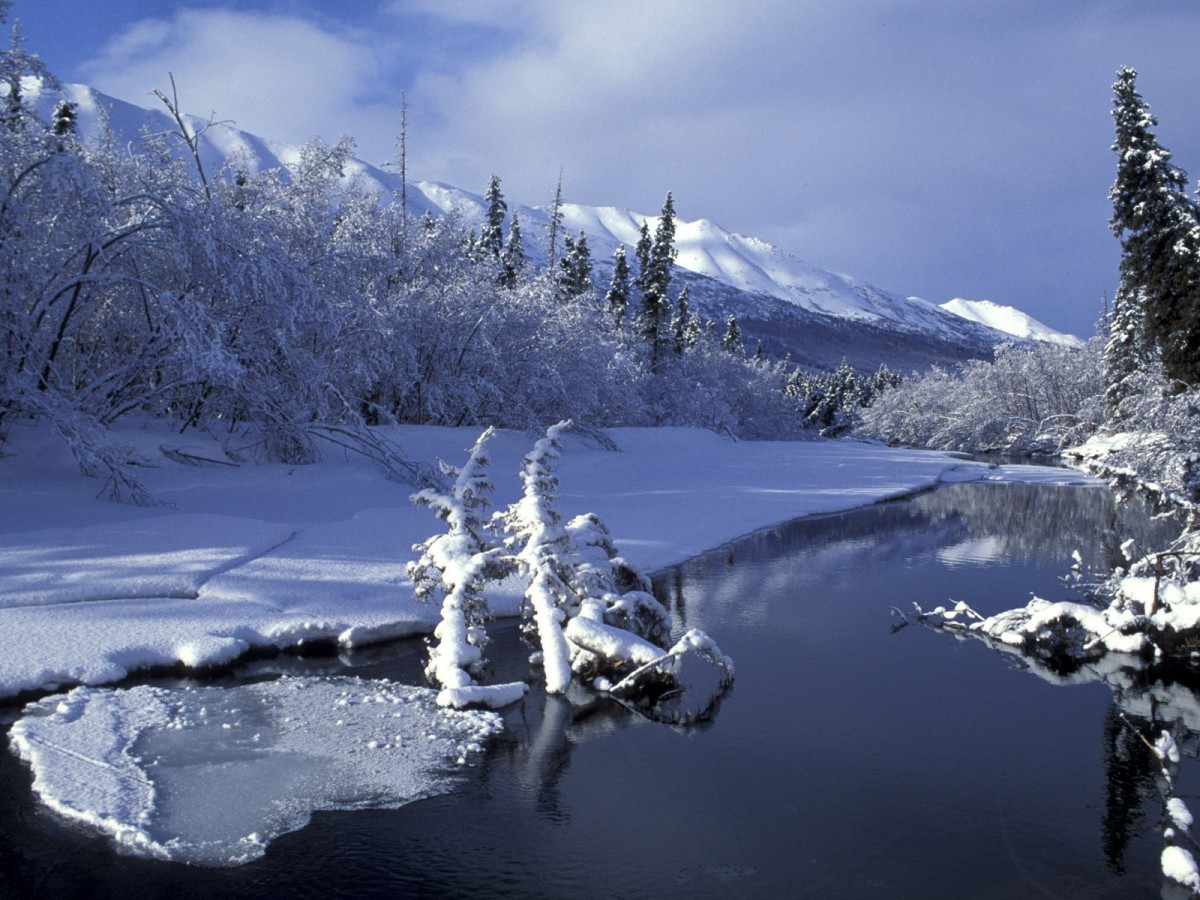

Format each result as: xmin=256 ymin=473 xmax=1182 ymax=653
xmin=857 ymin=340 xmax=1105 ymax=454
xmin=1070 ymin=366 xmax=1200 ymax=506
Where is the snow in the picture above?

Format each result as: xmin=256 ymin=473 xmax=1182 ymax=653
xmin=436 ymin=681 xmax=529 ymax=710
xmin=9 ymin=676 xmax=500 ymax=866
xmin=1168 ymin=797 xmax=1195 ymax=832
xmin=0 ymin=421 xmax=1094 ymax=699
xmin=1162 ymin=845 xmax=1200 ymax=890
xmin=940 ymin=298 xmax=1084 ymax=347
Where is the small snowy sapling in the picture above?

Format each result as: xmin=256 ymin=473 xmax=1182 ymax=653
xmin=408 ymin=427 xmax=518 ymax=705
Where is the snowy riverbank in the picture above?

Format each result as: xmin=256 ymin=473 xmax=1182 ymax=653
xmin=0 ymin=421 xmax=1097 ymax=699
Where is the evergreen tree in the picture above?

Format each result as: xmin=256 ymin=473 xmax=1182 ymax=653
xmin=546 ymin=167 xmax=564 ymax=266
xmin=1103 ymin=284 xmax=1151 ymax=419
xmin=1109 ymin=66 xmax=1200 ymax=388
xmin=633 ymin=220 xmax=653 ymax=299
xmin=868 ymin=362 xmax=900 ymax=402
xmin=722 ymin=313 xmax=743 ymax=354
xmin=573 ymin=232 xmax=592 ymax=290
xmin=605 ymin=245 xmax=631 ymax=328
xmin=480 ymin=175 xmax=506 ymax=259
xmin=637 ymin=194 xmax=678 ymax=368
xmin=51 ymin=99 xmax=76 ymax=137
xmin=683 ymin=311 xmax=704 ymax=351
xmin=499 ymin=211 xmax=525 ymax=288
xmin=408 ymin=428 xmax=512 ymax=691
xmin=1 ymin=19 xmax=54 ymax=129
xmin=672 ymin=285 xmax=691 ymax=355
xmin=556 ymin=232 xmax=593 ymax=300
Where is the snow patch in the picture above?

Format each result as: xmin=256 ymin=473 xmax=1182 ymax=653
xmin=10 ymin=676 xmax=501 ymax=867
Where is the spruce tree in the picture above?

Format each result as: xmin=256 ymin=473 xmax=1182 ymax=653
xmin=605 ymin=245 xmax=631 ymax=328
xmin=569 ymin=231 xmax=592 ymax=295
xmin=51 ymin=99 xmax=76 ymax=137
xmin=1103 ymin=284 xmax=1151 ymax=419
xmin=546 ymin=167 xmax=564 ymax=266
xmin=499 ymin=211 xmax=525 ymax=288
xmin=1 ymin=19 xmax=54 ymax=129
xmin=672 ymin=285 xmax=691 ymax=355
xmin=556 ymin=232 xmax=592 ymax=299
xmin=683 ymin=311 xmax=703 ymax=351
xmin=634 ymin=220 xmax=653 ymax=300
xmin=480 ymin=175 xmax=506 ymax=259
xmin=722 ymin=313 xmax=743 ymax=354
xmin=1109 ymin=66 xmax=1200 ymax=388
xmin=637 ymin=194 xmax=678 ymax=368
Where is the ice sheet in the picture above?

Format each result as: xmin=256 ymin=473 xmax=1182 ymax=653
xmin=10 ymin=676 xmax=502 ymax=867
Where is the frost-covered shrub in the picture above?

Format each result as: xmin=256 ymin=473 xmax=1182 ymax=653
xmin=857 ymin=340 xmax=1105 ymax=454
xmin=1073 ymin=366 xmax=1200 ymax=505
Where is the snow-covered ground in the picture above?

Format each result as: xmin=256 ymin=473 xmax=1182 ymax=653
xmin=1 ymin=420 xmax=1100 ymax=866
xmin=0 ymin=420 xmax=1097 ymax=700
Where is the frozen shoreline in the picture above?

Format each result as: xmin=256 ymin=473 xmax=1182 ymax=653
xmin=0 ymin=421 xmax=1098 ymax=699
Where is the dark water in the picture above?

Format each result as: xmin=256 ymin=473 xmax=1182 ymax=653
xmin=0 ymin=481 xmax=1191 ymax=899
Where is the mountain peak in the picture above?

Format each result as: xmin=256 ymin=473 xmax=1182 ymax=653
xmin=939 ymin=298 xmax=1083 ymax=347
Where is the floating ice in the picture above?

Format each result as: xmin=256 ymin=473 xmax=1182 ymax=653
xmin=9 ymin=675 xmax=502 ymax=867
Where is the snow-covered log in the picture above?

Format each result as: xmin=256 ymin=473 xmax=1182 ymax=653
xmin=604 ymin=627 xmax=735 ymax=717
xmin=436 ymin=681 xmax=529 ymax=710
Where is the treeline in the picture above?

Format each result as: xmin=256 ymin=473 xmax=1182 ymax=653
xmin=856 ymin=66 xmax=1200 ymax=503
xmin=0 ymin=23 xmax=842 ymax=497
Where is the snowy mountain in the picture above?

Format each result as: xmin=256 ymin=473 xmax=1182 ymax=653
xmin=939 ymin=298 xmax=1083 ymax=347
xmin=33 ymin=80 xmax=1062 ymax=373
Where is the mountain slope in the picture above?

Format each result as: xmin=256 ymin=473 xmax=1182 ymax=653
xmin=31 ymin=80 xmax=1064 ymax=372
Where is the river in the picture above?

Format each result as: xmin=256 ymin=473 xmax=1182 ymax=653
xmin=0 ymin=479 xmax=1190 ymax=898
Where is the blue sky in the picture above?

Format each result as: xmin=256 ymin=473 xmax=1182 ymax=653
xmin=11 ymin=1 xmax=1200 ymax=337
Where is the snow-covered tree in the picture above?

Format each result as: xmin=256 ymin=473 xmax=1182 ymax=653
xmin=408 ymin=427 xmax=514 ymax=695
xmin=605 ymin=245 xmax=631 ymax=329
xmin=1 ymin=16 xmax=54 ymax=129
xmin=499 ymin=210 xmax=525 ymax=288
xmin=545 ymin=167 xmax=564 ymax=266
xmin=480 ymin=174 xmax=506 ymax=259
xmin=722 ymin=313 xmax=743 ymax=355
xmin=638 ymin=194 xmax=678 ymax=369
xmin=857 ymin=341 xmax=1105 ymax=453
xmin=1103 ymin=285 xmax=1152 ymax=420
xmin=556 ymin=231 xmax=593 ymax=300
xmin=672 ymin=285 xmax=691 ymax=355
xmin=498 ymin=420 xmax=578 ymax=693
xmin=1109 ymin=66 xmax=1200 ymax=389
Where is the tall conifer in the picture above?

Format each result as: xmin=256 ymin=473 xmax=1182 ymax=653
xmin=1109 ymin=67 xmax=1200 ymax=388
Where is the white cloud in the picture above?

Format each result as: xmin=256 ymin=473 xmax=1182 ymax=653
xmin=81 ymin=9 xmax=395 ymax=157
